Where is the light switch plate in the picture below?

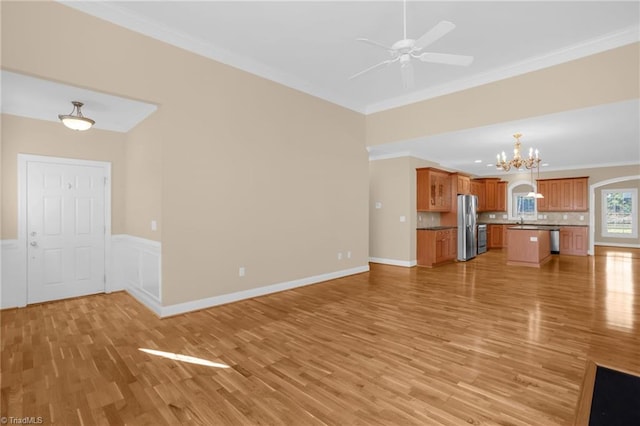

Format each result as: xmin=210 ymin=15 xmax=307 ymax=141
xmin=400 ymin=216 xmax=406 ymax=222
xmin=375 ymin=202 xmax=382 ymax=209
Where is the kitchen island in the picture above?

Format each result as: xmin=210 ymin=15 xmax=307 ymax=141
xmin=506 ymin=226 xmax=551 ymax=267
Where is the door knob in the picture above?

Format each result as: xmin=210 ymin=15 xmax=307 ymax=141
xmin=30 ymin=241 xmax=38 ymax=247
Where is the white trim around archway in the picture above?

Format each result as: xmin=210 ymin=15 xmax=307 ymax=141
xmin=588 ymin=175 xmax=640 ymax=255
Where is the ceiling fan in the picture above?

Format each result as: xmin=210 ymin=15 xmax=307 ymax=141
xmin=350 ymin=0 xmax=474 ymax=88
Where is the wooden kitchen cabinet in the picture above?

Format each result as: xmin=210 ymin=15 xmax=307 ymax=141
xmin=484 ymin=179 xmax=499 ymax=211
xmin=471 ymin=178 xmax=506 ymax=212
xmin=417 ymin=168 xmax=452 ymax=212
xmin=470 ymin=181 xmax=485 ymax=211
xmin=559 ymin=226 xmax=588 ymax=256
xmin=496 ymin=182 xmax=507 ymax=212
xmin=456 ymin=174 xmax=471 ymax=195
xmin=417 ymin=228 xmax=457 ymax=267
xmin=537 ymin=177 xmax=588 ymax=212
xmin=572 ymin=178 xmax=588 ymax=211
xmin=487 ymin=224 xmax=504 ymax=249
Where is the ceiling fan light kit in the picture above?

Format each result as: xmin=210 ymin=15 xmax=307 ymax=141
xmin=350 ymin=0 xmax=474 ymax=88
xmin=58 ymin=101 xmax=95 ymax=131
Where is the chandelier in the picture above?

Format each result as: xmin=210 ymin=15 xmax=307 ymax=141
xmin=58 ymin=101 xmax=95 ymax=131
xmin=496 ymin=133 xmax=541 ymax=171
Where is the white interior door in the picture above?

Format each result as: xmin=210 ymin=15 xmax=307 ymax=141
xmin=27 ymin=161 xmax=106 ymax=303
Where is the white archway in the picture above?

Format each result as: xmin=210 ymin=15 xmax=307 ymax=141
xmin=507 ymin=179 xmax=538 ymax=221
xmin=589 ymin=175 xmax=640 ymax=254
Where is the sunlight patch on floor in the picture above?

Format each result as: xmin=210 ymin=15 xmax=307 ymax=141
xmin=139 ymin=348 xmax=230 ymax=368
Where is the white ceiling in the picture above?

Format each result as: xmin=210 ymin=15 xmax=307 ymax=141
xmin=368 ymin=99 xmax=640 ymax=175
xmin=1 ymin=71 xmax=157 ymax=133
xmin=3 ymin=1 xmax=639 ymax=175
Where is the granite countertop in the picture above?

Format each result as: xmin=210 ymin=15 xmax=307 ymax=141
xmin=481 ymin=222 xmax=588 ymax=228
xmin=417 ymin=226 xmax=457 ymax=230
xmin=507 ymin=225 xmax=559 ymax=231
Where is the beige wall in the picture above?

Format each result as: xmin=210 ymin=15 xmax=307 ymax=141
xmin=2 ymin=1 xmax=368 ymax=305
xmin=124 ymin=111 xmax=163 ymax=241
xmin=369 ymin=157 xmax=412 ymax=261
xmin=369 ymin=156 xmax=436 ymax=263
xmin=0 ymin=114 xmax=127 ymax=239
xmin=366 ymin=43 xmax=640 ymax=147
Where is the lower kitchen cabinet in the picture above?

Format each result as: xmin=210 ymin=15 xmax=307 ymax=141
xmin=487 ymin=224 xmax=509 ymax=249
xmin=487 ymin=224 xmax=504 ymax=249
xmin=559 ymin=226 xmax=588 ymax=256
xmin=417 ymin=228 xmax=458 ymax=267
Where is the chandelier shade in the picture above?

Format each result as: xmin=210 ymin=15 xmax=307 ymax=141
xmin=58 ymin=101 xmax=95 ymax=131
xmin=496 ymin=133 xmax=541 ymax=172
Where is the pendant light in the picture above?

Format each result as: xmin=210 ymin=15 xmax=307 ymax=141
xmin=58 ymin=101 xmax=95 ymax=131
xmin=527 ymin=159 xmax=544 ymax=198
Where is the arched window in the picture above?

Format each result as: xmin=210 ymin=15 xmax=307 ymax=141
xmin=508 ymin=181 xmax=538 ymax=221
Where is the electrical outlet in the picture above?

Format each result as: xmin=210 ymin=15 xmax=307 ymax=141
xmin=151 ymin=220 xmax=157 ymax=231
xmin=239 ymin=267 xmax=245 ymax=277
xmin=337 ymin=252 xmax=342 ymax=260
xmin=347 ymin=251 xmax=351 ymax=259
xmin=563 ymin=214 xmax=568 ymax=220
xmin=580 ymin=215 xmax=584 ymax=221
xmin=400 ymin=216 xmax=406 ymax=222
xmin=375 ymin=202 xmax=382 ymax=209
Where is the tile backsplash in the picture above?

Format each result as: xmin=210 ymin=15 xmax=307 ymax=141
xmin=478 ymin=211 xmax=589 ymax=226
xmin=417 ymin=212 xmax=440 ymax=227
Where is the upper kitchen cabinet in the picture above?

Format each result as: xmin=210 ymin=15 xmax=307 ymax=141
xmin=455 ymin=174 xmax=471 ymax=195
xmin=417 ymin=168 xmax=452 ymax=212
xmin=470 ymin=180 xmax=486 ymax=211
xmin=472 ymin=178 xmax=507 ymax=212
xmin=497 ymin=181 xmax=507 ymax=212
xmin=537 ymin=177 xmax=589 ymax=212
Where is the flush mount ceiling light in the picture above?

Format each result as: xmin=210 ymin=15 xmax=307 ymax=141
xmin=58 ymin=101 xmax=95 ymax=131
xmin=496 ymin=133 xmax=541 ymax=172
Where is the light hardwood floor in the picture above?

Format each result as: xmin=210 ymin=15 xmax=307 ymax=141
xmin=2 ymin=248 xmax=639 ymax=425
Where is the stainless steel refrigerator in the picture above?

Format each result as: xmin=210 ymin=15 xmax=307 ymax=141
xmin=457 ymin=194 xmax=478 ymax=261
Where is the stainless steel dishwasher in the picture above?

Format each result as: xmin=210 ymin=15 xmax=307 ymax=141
xmin=477 ymin=224 xmax=487 ymax=254
xmin=550 ymin=228 xmax=560 ymax=254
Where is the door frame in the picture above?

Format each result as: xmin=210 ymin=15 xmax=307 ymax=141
xmin=17 ymin=154 xmax=112 ymax=306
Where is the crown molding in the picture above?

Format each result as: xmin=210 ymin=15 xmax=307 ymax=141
xmin=60 ymin=2 xmax=637 ymax=116
xmin=364 ymin=26 xmax=640 ymax=114
xmin=59 ymin=1 xmax=367 ymax=114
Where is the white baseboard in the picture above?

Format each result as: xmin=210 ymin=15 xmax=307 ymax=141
xmin=158 ymin=265 xmax=370 ymax=318
xmin=112 ymin=234 xmax=162 ymax=304
xmin=369 ymin=257 xmax=416 ymax=267
xmin=126 ymin=286 xmax=163 ymax=317
xmin=594 ymin=242 xmax=640 ymax=249
xmin=4 ymin=235 xmax=368 ymax=319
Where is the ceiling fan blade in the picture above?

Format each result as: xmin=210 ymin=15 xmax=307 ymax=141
xmin=349 ymin=58 xmax=397 ymax=80
xmin=413 ymin=21 xmax=456 ymax=51
xmin=418 ymin=52 xmax=474 ymax=66
xmin=400 ymin=62 xmax=414 ymax=89
xmin=356 ymin=38 xmax=393 ymax=51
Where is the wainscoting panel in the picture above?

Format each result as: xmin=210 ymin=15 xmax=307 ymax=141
xmin=112 ymin=235 xmax=162 ymax=316
xmin=1 ymin=240 xmax=26 ymax=309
